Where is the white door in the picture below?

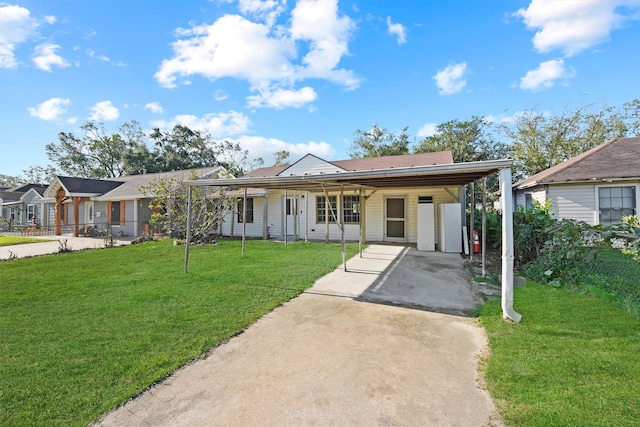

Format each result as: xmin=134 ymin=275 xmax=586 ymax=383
xmin=384 ymin=197 xmax=407 ymax=242
xmin=285 ymin=196 xmax=297 ymax=236
xmin=85 ymin=201 xmax=95 ymax=225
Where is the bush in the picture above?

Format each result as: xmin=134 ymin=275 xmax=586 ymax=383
xmin=512 ymin=201 xmax=554 ymax=267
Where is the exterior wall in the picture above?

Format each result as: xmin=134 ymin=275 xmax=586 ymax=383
xmin=235 ymin=187 xmax=461 ymax=245
xmin=517 ymin=181 xmax=640 ymax=226
xmin=220 ymin=196 xmax=266 ymax=238
xmin=547 ymin=184 xmax=597 ymax=224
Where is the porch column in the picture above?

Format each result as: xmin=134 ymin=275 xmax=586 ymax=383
xmin=133 ymin=199 xmax=139 ymax=236
xmin=55 ymin=198 xmax=63 ymax=235
xmin=500 ymin=167 xmax=522 ymax=322
xmin=73 ymin=197 xmax=80 ymax=237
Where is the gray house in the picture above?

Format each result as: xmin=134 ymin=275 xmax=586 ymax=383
xmin=0 ymin=184 xmax=50 ymax=230
xmin=44 ymin=167 xmax=223 ymax=237
xmin=513 ymin=137 xmax=639 ymax=225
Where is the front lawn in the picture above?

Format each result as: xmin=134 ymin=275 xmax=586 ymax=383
xmin=480 ymin=282 xmax=640 ymax=426
xmin=0 ymin=235 xmax=51 ymax=246
xmin=0 ymin=239 xmax=357 ymax=426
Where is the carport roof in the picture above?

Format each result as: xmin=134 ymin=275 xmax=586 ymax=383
xmin=185 ymin=159 xmax=513 ymax=191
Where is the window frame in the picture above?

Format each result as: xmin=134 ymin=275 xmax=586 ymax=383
xmin=237 ymin=197 xmax=254 ymax=224
xmin=316 ymin=195 xmax=337 ymax=224
xmin=597 ymin=185 xmax=637 ymax=225
xmin=26 ymin=204 xmax=35 ymax=221
xmin=342 ymin=195 xmax=360 ymax=224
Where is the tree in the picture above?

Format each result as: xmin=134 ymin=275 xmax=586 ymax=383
xmin=413 ymin=116 xmax=507 ymax=162
xmin=503 ymin=100 xmax=639 ymax=180
xmin=46 ymin=121 xmax=146 ymax=178
xmin=349 ymin=125 xmax=411 ymax=158
xmin=139 ymin=171 xmax=236 ymax=244
xmin=273 ymin=150 xmax=290 ymax=166
xmin=21 ymin=165 xmax=59 ymax=184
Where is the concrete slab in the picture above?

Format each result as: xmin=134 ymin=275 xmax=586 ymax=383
xmin=95 ymin=244 xmax=501 ymax=426
xmin=312 ymin=245 xmax=479 ymax=316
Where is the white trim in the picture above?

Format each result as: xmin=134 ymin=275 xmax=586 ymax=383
xmin=594 ymin=183 xmax=639 ymax=225
xmin=384 ymin=196 xmax=408 ymax=242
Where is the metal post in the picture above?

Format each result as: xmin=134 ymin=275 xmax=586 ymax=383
xmin=500 ymin=167 xmax=522 ymax=322
xmin=482 ymin=178 xmax=487 ymax=277
xmin=340 ymin=185 xmax=346 ymax=271
xmin=293 ymin=190 xmax=297 ymax=242
xmin=470 ymin=181 xmax=475 ymax=262
xmin=284 ymin=190 xmax=288 ymax=246
xmin=242 ymin=188 xmax=247 ymax=256
xmin=359 ymin=188 xmax=363 ymax=258
xmin=305 ymin=191 xmax=309 ymax=242
xmin=184 ymin=186 xmax=193 ymax=274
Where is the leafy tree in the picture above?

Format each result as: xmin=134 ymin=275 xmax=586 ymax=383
xmin=139 ymin=171 xmax=236 ymax=244
xmin=0 ymin=174 xmax=24 ymax=188
xmin=349 ymin=125 xmax=411 ymax=158
xmin=273 ymin=150 xmax=290 ymax=166
xmin=503 ymin=100 xmax=639 ymax=180
xmin=46 ymin=121 xmax=146 ymax=178
xmin=21 ymin=165 xmax=59 ymax=184
xmin=413 ymin=116 xmax=507 ymax=162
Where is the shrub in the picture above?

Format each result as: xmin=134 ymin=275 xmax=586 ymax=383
xmin=512 ymin=200 xmax=554 ymax=267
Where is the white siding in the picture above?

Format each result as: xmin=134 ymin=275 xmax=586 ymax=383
xmin=514 ymin=185 xmax=546 ymax=209
xmin=220 ymin=196 xmax=266 ymax=238
xmin=548 ymin=184 xmax=597 ymax=224
xmin=279 ymin=155 xmax=346 ymax=176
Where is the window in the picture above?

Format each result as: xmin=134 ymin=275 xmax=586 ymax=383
xmin=524 ymin=194 xmax=533 ymax=211
xmin=316 ymin=195 xmax=337 ymax=223
xmin=599 ymin=186 xmax=636 ymax=225
xmin=237 ymin=198 xmax=254 ymax=223
xmin=342 ymin=195 xmax=360 ymax=223
xmin=27 ymin=204 xmax=35 ymax=221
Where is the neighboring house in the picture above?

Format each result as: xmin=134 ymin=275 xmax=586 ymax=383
xmin=44 ymin=167 xmax=224 ymax=237
xmin=513 ymin=137 xmax=640 ymax=225
xmin=218 ymin=152 xmax=472 ymax=251
xmin=0 ymin=184 xmax=51 ymax=229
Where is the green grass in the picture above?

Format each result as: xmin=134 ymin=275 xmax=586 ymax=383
xmin=480 ymin=282 xmax=640 ymax=426
xmin=0 ymin=235 xmax=51 ymax=246
xmin=0 ymin=239 xmax=357 ymax=426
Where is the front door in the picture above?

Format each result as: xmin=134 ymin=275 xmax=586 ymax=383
xmin=285 ymin=196 xmax=297 ymax=236
xmin=85 ymin=201 xmax=95 ymax=225
xmin=385 ymin=197 xmax=407 ymax=241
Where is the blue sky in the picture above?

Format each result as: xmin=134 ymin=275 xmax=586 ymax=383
xmin=1 ymin=0 xmax=639 ymax=178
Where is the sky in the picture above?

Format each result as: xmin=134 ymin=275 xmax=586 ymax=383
xmin=1 ymin=0 xmax=639 ymax=178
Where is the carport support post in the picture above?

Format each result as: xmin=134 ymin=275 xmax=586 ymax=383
xmin=482 ymin=178 xmax=487 ymax=277
xmin=284 ymin=190 xmax=288 ymax=246
xmin=358 ymin=188 xmax=363 ymax=258
xmin=340 ymin=185 xmax=346 ymax=271
xmin=499 ymin=167 xmax=522 ymax=322
xmin=470 ymin=182 xmax=475 ymax=262
xmin=242 ymin=188 xmax=247 ymax=256
xmin=184 ymin=186 xmax=193 ymax=274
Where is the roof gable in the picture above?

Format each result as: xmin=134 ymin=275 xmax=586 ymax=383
xmin=515 ymin=137 xmax=640 ymax=189
xmin=57 ymin=176 xmax=124 ymax=195
xmin=245 ymin=151 xmax=454 ymax=178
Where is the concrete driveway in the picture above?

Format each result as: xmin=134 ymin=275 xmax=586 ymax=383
xmin=96 ymin=245 xmax=501 ymax=426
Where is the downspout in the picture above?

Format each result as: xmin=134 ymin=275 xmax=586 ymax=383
xmin=482 ymin=178 xmax=487 ymax=277
xmin=263 ymin=191 xmax=269 ymax=240
xmin=470 ymin=181 xmax=475 ymax=263
xmin=500 ymin=167 xmax=522 ymax=322
xmin=284 ymin=190 xmax=288 ymax=246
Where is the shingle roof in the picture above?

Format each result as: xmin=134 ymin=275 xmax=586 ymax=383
xmin=99 ymin=167 xmax=223 ymax=200
xmin=58 ymin=176 xmax=124 ymax=195
xmin=244 ymin=152 xmax=454 ymax=178
xmin=514 ymin=137 xmax=640 ymax=189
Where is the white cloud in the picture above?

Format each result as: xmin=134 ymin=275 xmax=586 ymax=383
xmin=234 ymin=135 xmax=336 ymax=165
xmin=150 ymin=111 xmax=251 ymax=138
xmin=433 ymin=62 xmax=468 ymax=95
xmin=89 ymin=100 xmax=120 ymax=121
xmin=32 ymin=43 xmax=69 ymax=71
xmin=416 ymin=123 xmax=438 ymax=138
xmin=214 ymin=90 xmax=228 ymax=101
xmin=44 ymin=15 xmax=56 ymax=25
xmin=87 ymin=49 xmax=110 ymax=62
xmin=27 ymin=97 xmax=71 ymax=121
xmin=155 ymin=0 xmax=359 ymax=109
xmin=386 ymin=16 xmax=407 ymax=44
xmin=0 ymin=4 xmax=38 ymax=68
xmin=519 ymin=59 xmax=575 ymax=91
xmin=144 ymin=102 xmax=163 ymax=114
xmin=515 ymin=0 xmax=640 ymax=56
xmin=246 ymin=86 xmax=317 ymax=109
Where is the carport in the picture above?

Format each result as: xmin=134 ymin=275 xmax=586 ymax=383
xmin=184 ymin=159 xmax=521 ymax=322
